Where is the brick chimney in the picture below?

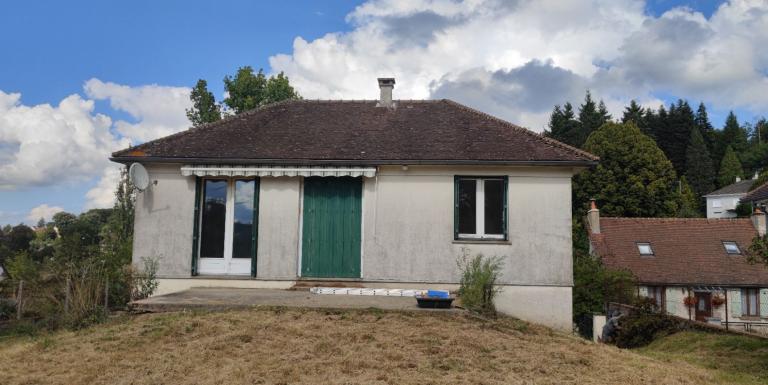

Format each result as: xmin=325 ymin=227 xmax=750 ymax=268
xmin=752 ymin=208 xmax=766 ymax=236
xmin=587 ymin=199 xmax=600 ymax=234
xmin=377 ymin=78 xmax=395 ymax=108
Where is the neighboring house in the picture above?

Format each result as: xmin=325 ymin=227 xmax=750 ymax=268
xmin=110 ymin=78 xmax=597 ymax=330
xmin=703 ymin=176 xmax=757 ymax=218
xmin=742 ymin=181 xmax=768 ymax=211
xmin=586 ymin=202 xmax=768 ymax=333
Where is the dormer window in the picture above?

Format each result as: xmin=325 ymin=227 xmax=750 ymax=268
xmin=637 ymin=242 xmax=654 ymax=256
xmin=723 ymin=241 xmax=741 ymax=255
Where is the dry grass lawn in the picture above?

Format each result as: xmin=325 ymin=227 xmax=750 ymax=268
xmin=0 ymin=307 xmax=731 ymax=385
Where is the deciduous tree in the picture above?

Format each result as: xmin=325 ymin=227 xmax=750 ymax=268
xmin=186 ymin=79 xmax=221 ymax=127
xmin=574 ymin=122 xmax=681 ymax=217
xmin=223 ymin=67 xmax=301 ymax=114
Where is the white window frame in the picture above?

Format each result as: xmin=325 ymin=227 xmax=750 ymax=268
xmin=723 ymin=241 xmax=741 ymax=255
xmin=712 ymin=199 xmax=722 ymax=208
xmin=456 ymin=177 xmax=506 ymax=240
xmin=197 ymin=178 xmax=254 ymax=276
xmin=637 ymin=242 xmax=654 ymax=256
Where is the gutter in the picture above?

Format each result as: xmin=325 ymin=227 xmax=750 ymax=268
xmin=109 ymin=156 xmax=598 ymax=168
xmin=638 ymin=281 xmax=763 ymax=288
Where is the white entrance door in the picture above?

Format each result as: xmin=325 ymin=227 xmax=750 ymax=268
xmin=197 ymin=178 xmax=256 ymax=275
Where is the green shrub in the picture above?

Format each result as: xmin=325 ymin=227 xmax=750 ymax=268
xmin=0 ymin=298 xmax=15 ymax=320
xmin=614 ymin=304 xmax=682 ymax=348
xmin=457 ymin=249 xmax=504 ymax=315
xmin=131 ymin=257 xmax=159 ymax=301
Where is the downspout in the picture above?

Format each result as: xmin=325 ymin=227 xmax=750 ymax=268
xmin=725 ymin=289 xmax=729 ymax=331
xmin=687 ymin=287 xmax=692 ymax=321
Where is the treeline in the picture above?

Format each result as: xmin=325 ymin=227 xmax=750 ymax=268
xmin=552 ymin=93 xmax=768 ymax=335
xmin=0 ymin=170 xmax=156 ymax=329
xmin=547 ymin=93 xmax=768 ymax=201
xmin=186 ymin=67 xmax=301 ymax=127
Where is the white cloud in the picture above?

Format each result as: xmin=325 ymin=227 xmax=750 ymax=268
xmin=269 ymin=0 xmax=768 ymax=130
xmin=27 ymin=204 xmax=64 ymax=223
xmin=0 ymin=90 xmax=123 ymax=189
xmin=83 ymin=79 xmax=191 ymax=143
xmin=85 ymin=165 xmax=123 ymax=209
xmin=0 ymin=79 xmax=190 ymax=212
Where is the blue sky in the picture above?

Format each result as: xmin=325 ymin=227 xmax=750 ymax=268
xmin=2 ymin=0 xmax=763 ymax=226
xmin=0 ymin=1 xmax=359 ymax=225
xmin=0 ymin=1 xmax=357 ymax=106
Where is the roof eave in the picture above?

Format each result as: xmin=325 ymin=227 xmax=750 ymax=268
xmin=109 ymin=156 xmax=598 ymax=168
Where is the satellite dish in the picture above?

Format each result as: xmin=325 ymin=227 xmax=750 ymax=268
xmin=128 ymin=163 xmax=150 ymax=191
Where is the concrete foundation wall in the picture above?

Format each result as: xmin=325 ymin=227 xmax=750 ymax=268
xmin=495 ymin=286 xmax=573 ymax=330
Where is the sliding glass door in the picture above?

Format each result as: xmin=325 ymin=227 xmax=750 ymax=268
xmin=197 ymin=178 xmax=257 ymax=275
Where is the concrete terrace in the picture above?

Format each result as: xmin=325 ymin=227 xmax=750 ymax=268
xmin=132 ymin=287 xmax=461 ymax=313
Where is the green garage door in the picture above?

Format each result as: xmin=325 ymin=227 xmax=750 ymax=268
xmin=301 ymin=177 xmax=362 ymax=278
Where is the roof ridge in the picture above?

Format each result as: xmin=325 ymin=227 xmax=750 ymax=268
xmin=440 ymin=99 xmax=599 ymax=162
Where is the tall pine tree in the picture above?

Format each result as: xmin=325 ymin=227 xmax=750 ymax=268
xmin=622 ymin=100 xmax=645 ymax=127
xmin=546 ymin=103 xmax=580 ymax=147
xmin=685 ymin=126 xmax=715 ymax=198
xmin=694 ymin=103 xmax=715 ymax=149
xmin=721 ymin=111 xmax=748 ymax=153
xmin=575 ymin=91 xmax=610 ymax=148
xmin=186 ymin=79 xmax=221 ymax=127
xmin=654 ymin=100 xmax=695 ymax=177
xmin=717 ymin=145 xmax=744 ymax=187
xmin=646 ymin=104 xmax=668 ymax=143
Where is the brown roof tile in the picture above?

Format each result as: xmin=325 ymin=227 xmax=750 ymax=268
xmin=589 ymin=217 xmax=768 ymax=286
xmin=742 ymin=182 xmax=768 ymax=204
xmin=111 ymin=99 xmax=597 ymax=165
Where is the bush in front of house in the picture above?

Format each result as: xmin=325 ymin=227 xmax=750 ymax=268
xmin=614 ymin=298 xmax=682 ymax=348
xmin=457 ymin=249 xmax=504 ymax=315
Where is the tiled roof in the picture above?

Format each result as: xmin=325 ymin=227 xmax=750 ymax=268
xmin=111 ymin=99 xmax=597 ymax=165
xmin=589 ymin=217 xmax=768 ymax=286
xmin=704 ymin=179 xmax=756 ymax=196
xmin=742 ymin=182 xmax=768 ymax=204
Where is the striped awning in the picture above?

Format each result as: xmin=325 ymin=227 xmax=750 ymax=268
xmin=180 ymin=165 xmax=377 ymax=178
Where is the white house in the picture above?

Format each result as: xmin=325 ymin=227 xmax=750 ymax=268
xmin=703 ymin=176 xmax=756 ymax=219
xmin=110 ymin=78 xmax=598 ymax=330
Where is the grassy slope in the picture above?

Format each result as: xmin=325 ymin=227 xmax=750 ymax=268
xmin=638 ymin=331 xmax=768 ymax=385
xmin=0 ymin=308 xmax=728 ymax=385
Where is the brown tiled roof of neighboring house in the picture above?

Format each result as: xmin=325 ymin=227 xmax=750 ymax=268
xmin=742 ymin=182 xmax=768 ymax=204
xmin=589 ymin=217 xmax=768 ymax=286
xmin=111 ymin=99 xmax=597 ymax=165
